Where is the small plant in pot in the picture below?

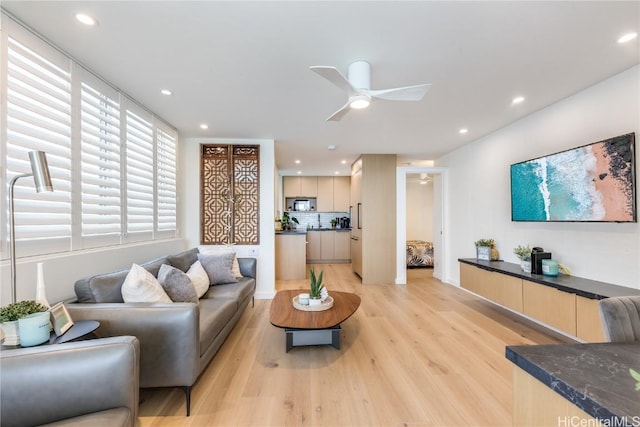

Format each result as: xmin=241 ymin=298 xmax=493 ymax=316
xmin=474 ymin=238 xmax=499 ymax=261
xmin=309 ymin=267 xmax=324 ymax=306
xmin=514 ymin=245 xmax=532 ymax=273
xmin=0 ymin=300 xmax=49 ymax=346
xmin=281 ymin=212 xmax=299 ymax=231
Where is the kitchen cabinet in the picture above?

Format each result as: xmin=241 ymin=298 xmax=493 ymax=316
xmin=275 ymin=233 xmax=306 ymax=280
xmin=306 ymin=231 xmax=321 ymax=261
xmin=334 ymin=230 xmax=351 ymax=261
xmin=349 ymin=155 xmax=396 ymax=284
xmin=306 ymin=230 xmax=350 ymax=263
xmin=320 ymin=231 xmax=335 ymax=260
xmin=313 ymin=176 xmax=351 ymax=212
xmin=283 ymin=176 xmax=317 ymax=198
xmin=523 ymin=279 xmax=577 ymax=336
xmin=460 ymin=263 xmax=523 ymax=312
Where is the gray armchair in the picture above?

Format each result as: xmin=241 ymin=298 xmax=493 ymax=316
xmin=0 ymin=336 xmax=140 ymax=427
xmin=598 ymin=296 xmax=640 ymax=343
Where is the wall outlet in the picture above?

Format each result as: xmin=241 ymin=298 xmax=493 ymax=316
xmin=248 ymin=247 xmax=259 ymax=257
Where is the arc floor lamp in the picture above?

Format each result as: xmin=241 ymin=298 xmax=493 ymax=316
xmin=8 ymin=151 xmax=53 ymax=304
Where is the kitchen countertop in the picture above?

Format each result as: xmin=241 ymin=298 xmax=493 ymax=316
xmin=459 ymin=258 xmax=639 ymax=299
xmin=506 ymin=342 xmax=640 ymax=426
xmin=275 ymin=228 xmax=351 ymax=234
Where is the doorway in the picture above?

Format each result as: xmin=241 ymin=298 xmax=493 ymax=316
xmin=395 ymin=167 xmax=448 ymax=285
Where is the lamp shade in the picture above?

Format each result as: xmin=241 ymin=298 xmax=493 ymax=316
xmin=28 ymin=150 xmax=53 ymax=192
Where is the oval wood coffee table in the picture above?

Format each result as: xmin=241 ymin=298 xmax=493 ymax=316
xmin=270 ymin=290 xmax=361 ymax=352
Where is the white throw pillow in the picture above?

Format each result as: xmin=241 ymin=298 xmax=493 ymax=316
xmin=198 ymin=245 xmax=243 ymax=278
xmin=187 ymin=260 xmax=210 ymax=298
xmin=121 ymin=263 xmax=172 ymax=303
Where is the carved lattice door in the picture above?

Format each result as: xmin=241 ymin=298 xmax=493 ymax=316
xmin=201 ymin=144 xmax=260 ymax=244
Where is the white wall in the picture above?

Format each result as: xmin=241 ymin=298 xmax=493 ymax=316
xmin=180 ymin=138 xmax=276 ymax=299
xmin=406 ymin=179 xmax=434 ymax=241
xmin=438 ymin=65 xmax=640 ymax=289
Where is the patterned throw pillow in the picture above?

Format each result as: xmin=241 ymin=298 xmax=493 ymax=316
xmin=198 ymin=245 xmax=243 ymax=278
xmin=197 ymin=252 xmax=239 ymax=285
xmin=186 ymin=260 xmax=210 ymax=298
xmin=121 ymin=263 xmax=172 ymax=303
xmin=157 ymin=264 xmax=199 ymax=303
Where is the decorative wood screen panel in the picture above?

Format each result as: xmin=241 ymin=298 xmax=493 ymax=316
xmin=201 ymin=144 xmax=260 ymax=244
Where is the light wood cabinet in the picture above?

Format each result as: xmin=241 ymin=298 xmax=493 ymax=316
xmin=320 ymin=231 xmax=335 ymax=260
xmin=283 ymin=176 xmax=318 ymax=198
xmin=334 ymin=230 xmax=351 ymax=261
xmin=576 ymin=296 xmax=606 ymax=342
xmin=317 ymin=177 xmax=334 ymax=211
xmin=275 ymin=234 xmax=307 ymax=280
xmin=333 ymin=176 xmax=351 ymax=212
xmin=306 ymin=231 xmax=321 ymax=261
xmin=523 ymin=280 xmax=576 ymax=336
xmin=460 ymin=263 xmax=523 ymax=312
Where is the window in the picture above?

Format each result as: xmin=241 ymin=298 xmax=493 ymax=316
xmin=1 ymin=13 xmax=178 ymax=260
xmin=80 ymin=73 xmax=121 ymax=246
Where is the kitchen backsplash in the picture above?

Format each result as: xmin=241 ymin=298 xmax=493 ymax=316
xmin=287 ymin=212 xmax=351 ymax=229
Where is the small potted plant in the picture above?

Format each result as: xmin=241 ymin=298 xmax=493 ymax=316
xmin=514 ymin=245 xmax=532 ymax=273
xmin=309 ymin=267 xmax=324 ymax=306
xmin=0 ymin=300 xmax=49 ymax=346
xmin=330 ymin=218 xmax=338 ymax=229
xmin=281 ymin=212 xmax=299 ymax=231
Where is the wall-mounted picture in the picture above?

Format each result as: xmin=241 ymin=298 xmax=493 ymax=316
xmin=511 ymin=133 xmax=636 ymax=222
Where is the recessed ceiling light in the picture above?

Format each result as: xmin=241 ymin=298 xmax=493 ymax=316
xmin=160 ymin=89 xmax=172 ymax=96
xmin=297 ymin=171 xmax=302 ymax=175
xmin=512 ymin=96 xmax=525 ymax=105
xmin=295 ymin=160 xmax=301 ymax=164
xmin=459 ymin=128 xmax=468 ymax=134
xmin=334 ymin=171 xmax=340 ymax=175
xmin=75 ymin=13 xmax=98 ymax=26
xmin=199 ymin=124 xmax=209 ymax=130
xmin=327 ymin=145 xmax=336 ymax=151
xmin=341 ymin=160 xmax=347 ymax=164
xmin=618 ymin=32 xmax=638 ymax=43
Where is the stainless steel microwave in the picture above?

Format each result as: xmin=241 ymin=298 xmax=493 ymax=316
xmin=286 ymin=197 xmax=316 ymax=211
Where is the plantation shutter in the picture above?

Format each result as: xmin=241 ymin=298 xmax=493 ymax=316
xmin=80 ymin=71 xmax=122 ymax=246
xmin=5 ymin=27 xmax=73 ymax=256
xmin=156 ymin=124 xmax=177 ymax=235
xmin=125 ymin=104 xmax=154 ymax=238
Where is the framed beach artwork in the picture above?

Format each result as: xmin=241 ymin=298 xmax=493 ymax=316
xmin=510 ymin=133 xmax=636 ymax=222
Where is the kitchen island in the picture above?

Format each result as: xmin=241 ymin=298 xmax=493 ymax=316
xmin=506 ymin=342 xmax=640 ymax=426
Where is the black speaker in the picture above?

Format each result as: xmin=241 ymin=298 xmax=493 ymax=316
xmin=531 ymin=251 xmax=552 ymax=274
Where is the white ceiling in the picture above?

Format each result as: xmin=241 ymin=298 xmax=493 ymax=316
xmin=2 ymin=1 xmax=639 ymax=176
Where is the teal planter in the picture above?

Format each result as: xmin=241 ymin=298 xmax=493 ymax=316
xmin=18 ymin=312 xmax=50 ymax=347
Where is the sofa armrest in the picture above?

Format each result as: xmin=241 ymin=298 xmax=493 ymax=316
xmin=67 ymin=303 xmax=199 ymax=388
xmin=238 ymin=257 xmax=256 ymax=279
xmin=0 ymin=336 xmax=139 ymax=427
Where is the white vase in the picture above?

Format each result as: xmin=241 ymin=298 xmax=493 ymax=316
xmin=1 ymin=320 xmax=20 ymax=346
xmin=309 ymin=298 xmax=322 ymax=306
xmin=35 ymin=262 xmax=50 ymax=308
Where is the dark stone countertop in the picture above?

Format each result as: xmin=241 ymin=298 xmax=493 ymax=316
xmin=458 ymin=258 xmax=639 ymax=299
xmin=275 ymin=230 xmax=307 ymax=235
xmin=506 ymin=342 xmax=640 ymax=426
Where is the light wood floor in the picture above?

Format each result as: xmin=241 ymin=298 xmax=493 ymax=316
xmin=138 ymin=264 xmax=574 ymax=427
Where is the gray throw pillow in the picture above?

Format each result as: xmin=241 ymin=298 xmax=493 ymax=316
xmin=157 ymin=264 xmax=199 ymax=303
xmin=197 ymin=252 xmax=239 ymax=285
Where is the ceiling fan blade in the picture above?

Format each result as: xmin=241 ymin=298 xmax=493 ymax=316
xmin=310 ymin=66 xmax=358 ymax=96
xmin=326 ymin=101 xmax=352 ymax=122
xmin=366 ymin=83 xmax=432 ymax=101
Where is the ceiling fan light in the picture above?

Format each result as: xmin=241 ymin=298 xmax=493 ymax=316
xmin=350 ymin=95 xmax=371 ymax=109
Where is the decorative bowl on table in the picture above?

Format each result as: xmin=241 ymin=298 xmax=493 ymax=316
xmin=292 ymin=295 xmax=334 ymax=311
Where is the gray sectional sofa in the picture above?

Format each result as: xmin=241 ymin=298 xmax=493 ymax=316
xmin=1 ymin=336 xmax=140 ymax=427
xmin=68 ymin=247 xmax=256 ymax=416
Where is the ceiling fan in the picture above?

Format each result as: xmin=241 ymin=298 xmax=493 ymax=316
xmin=310 ymin=60 xmax=431 ymax=121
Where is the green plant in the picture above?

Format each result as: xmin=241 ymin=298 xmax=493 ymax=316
xmin=309 ymin=267 xmax=324 ymax=298
xmin=513 ymin=245 xmax=532 ymax=261
xmin=281 ymin=212 xmax=299 ymax=229
xmin=0 ymin=300 xmax=48 ymax=322
xmin=474 ymin=239 xmax=495 ymax=247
